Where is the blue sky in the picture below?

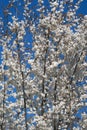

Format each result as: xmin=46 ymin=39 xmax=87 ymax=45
xmin=77 ymin=0 xmax=87 ymax=14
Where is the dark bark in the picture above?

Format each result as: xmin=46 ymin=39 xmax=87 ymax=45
xmin=17 ymin=44 xmax=28 ymax=130
xmin=41 ymin=47 xmax=48 ymax=116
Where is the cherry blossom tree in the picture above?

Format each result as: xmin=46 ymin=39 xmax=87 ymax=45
xmin=0 ymin=0 xmax=87 ymax=130
xmin=29 ymin=0 xmax=87 ymax=130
